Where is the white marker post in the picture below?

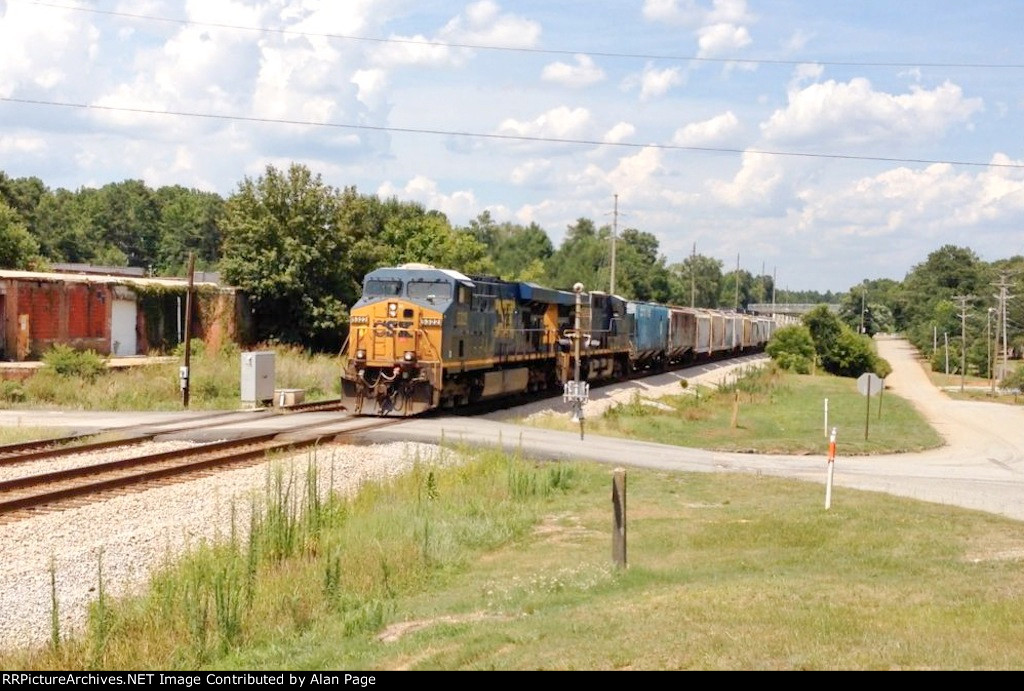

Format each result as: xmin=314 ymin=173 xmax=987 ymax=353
xmin=825 ymin=427 xmax=837 ymax=510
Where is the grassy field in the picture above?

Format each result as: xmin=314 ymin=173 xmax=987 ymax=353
xmin=5 ymin=447 xmax=1024 ymax=671
xmin=0 ymin=343 xmax=342 ymax=414
xmin=522 ymin=366 xmax=944 ymax=456
xmin=3 ymin=356 xmax=1021 ymax=669
xmin=927 ymin=369 xmax=1024 ymax=405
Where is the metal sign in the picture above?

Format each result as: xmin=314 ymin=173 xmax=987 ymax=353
xmin=857 ymin=372 xmax=883 ymax=397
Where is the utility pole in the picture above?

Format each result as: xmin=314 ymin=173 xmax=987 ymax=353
xmin=734 ymin=253 xmax=740 ymax=311
xmin=993 ymin=274 xmax=1014 ymax=384
xmin=181 ymin=252 xmax=195 ymax=408
xmin=953 ymin=295 xmax=971 ymax=393
xmin=860 ymin=286 xmax=866 ymax=334
xmin=690 ymin=242 xmax=696 ymax=308
xmin=772 ymin=267 xmax=777 ymax=317
xmin=944 ymin=332 xmax=949 ymax=375
xmin=610 ymin=194 xmax=618 ymax=295
xmin=988 ymin=307 xmax=995 ymax=393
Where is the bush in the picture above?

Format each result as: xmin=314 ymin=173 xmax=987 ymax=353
xmin=41 ymin=345 xmax=106 ymax=381
xmin=1001 ymin=366 xmax=1024 ymax=393
xmin=0 ymin=380 xmax=26 ymax=403
xmin=765 ymin=325 xmax=815 ymax=373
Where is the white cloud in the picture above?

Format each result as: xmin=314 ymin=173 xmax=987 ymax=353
xmin=497 ymin=106 xmax=592 ymax=139
xmin=0 ymin=1 xmax=99 ymax=98
xmin=541 ymin=54 xmax=605 ymax=88
xmin=708 ymin=151 xmax=785 ymax=207
xmin=761 ymin=78 xmax=984 ymax=146
xmin=672 ymin=111 xmax=739 ymax=146
xmin=510 ymin=159 xmax=552 ymax=185
xmin=643 ymin=0 xmax=755 ymax=58
xmin=371 ymin=34 xmax=459 ymax=68
xmin=439 ymin=1 xmax=541 ymax=48
xmin=351 ymin=69 xmax=389 ymax=110
xmin=642 ymin=0 xmax=703 ymax=26
xmin=697 ymin=22 xmax=752 ymax=57
xmin=789 ymin=63 xmax=824 ymax=89
xmin=637 ymin=63 xmax=685 ymax=100
xmin=575 ymin=147 xmax=666 ymax=203
xmin=378 ymin=175 xmax=479 ymax=220
xmin=0 ymin=134 xmax=47 ymax=155
xmin=603 ymin=122 xmax=636 ymax=144
xmin=707 ymin=0 xmax=754 ymax=24
xmin=783 ymin=30 xmax=812 ymax=53
xmin=373 ymin=2 xmax=539 ymax=69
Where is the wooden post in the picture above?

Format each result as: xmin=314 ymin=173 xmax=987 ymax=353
xmin=181 ymin=253 xmax=195 ymax=408
xmin=612 ymin=468 xmax=627 ymax=568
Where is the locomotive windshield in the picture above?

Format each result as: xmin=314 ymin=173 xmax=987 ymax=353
xmin=407 ymin=279 xmax=452 ymax=301
xmin=364 ymin=279 xmax=402 ymax=296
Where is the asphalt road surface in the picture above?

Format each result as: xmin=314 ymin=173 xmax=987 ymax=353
xmin=367 ymin=337 xmax=1024 ymax=522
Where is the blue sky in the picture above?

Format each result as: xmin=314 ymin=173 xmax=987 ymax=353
xmin=1 ymin=0 xmax=1023 ymax=293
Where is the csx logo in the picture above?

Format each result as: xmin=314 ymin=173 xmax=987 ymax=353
xmin=373 ymin=320 xmax=413 ymax=336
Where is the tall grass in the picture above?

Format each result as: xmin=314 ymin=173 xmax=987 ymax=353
xmin=7 ymin=444 xmax=1024 ymax=670
xmin=6 ymin=343 xmax=343 ymax=411
xmin=7 ymin=445 xmax=571 ymax=670
xmin=531 ymin=364 xmax=943 ymax=455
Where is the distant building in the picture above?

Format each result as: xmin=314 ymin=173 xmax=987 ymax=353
xmin=0 ymin=269 xmax=252 ymax=361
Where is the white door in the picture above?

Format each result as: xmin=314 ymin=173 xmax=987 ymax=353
xmin=111 ymin=298 xmax=138 ymax=356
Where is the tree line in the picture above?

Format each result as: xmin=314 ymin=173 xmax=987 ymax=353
xmin=2 ymin=164 xmax=1020 ymax=363
xmin=1 ymin=164 xmax=794 ymax=350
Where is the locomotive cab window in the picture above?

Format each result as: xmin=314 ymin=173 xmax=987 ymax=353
xmin=365 ymin=279 xmax=402 ymax=296
xmin=407 ymin=280 xmax=452 ymax=301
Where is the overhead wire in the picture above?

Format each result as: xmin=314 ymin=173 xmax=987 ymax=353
xmin=4 ymin=96 xmax=1023 ymax=170
xmin=18 ymin=0 xmax=1024 ymax=70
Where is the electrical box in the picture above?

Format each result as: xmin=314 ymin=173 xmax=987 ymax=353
xmin=241 ymin=351 xmax=275 ymax=405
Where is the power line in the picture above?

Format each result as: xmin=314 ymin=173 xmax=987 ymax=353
xmin=19 ymin=0 xmax=1024 ymax=70
xmin=4 ymin=96 xmax=1023 ymax=170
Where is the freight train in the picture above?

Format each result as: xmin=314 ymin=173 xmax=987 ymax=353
xmin=340 ymin=263 xmax=788 ymax=416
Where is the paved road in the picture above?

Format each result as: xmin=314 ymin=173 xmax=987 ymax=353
xmin=366 ymin=337 xmax=1024 ymax=522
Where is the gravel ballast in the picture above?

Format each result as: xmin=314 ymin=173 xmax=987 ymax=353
xmin=0 ymin=440 xmax=446 ymax=653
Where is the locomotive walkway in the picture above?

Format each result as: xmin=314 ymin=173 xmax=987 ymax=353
xmin=365 ymin=337 xmax=1024 ymax=523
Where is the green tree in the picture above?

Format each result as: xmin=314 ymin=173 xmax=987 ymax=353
xmin=337 ymin=190 xmax=489 ymax=302
xmin=490 ymin=222 xmax=554 ymax=282
xmin=0 ymin=200 xmax=41 ymax=269
xmin=220 ymin=163 xmax=349 ymax=349
xmin=153 ymin=186 xmax=224 ymax=275
xmin=0 ymin=172 xmax=47 ymax=237
xmin=802 ymin=305 xmax=843 ymax=365
xmin=720 ymin=268 xmax=755 ymax=310
xmin=609 ymin=228 xmax=671 ymax=302
xmin=827 ymin=329 xmax=877 ymax=378
xmin=32 ymin=187 xmax=102 ymax=263
xmin=765 ymin=325 xmax=815 ymax=374
xmin=668 ymin=254 xmax=722 ymax=308
xmin=545 ymin=218 xmax=607 ymax=292
xmin=93 ymin=180 xmax=161 ymax=268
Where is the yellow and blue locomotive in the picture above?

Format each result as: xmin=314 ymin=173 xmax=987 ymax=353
xmin=340 ymin=263 xmax=634 ymax=415
xmin=340 ymin=263 xmax=784 ymax=416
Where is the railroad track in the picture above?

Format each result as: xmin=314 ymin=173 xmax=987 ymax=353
xmin=0 ymin=400 xmax=348 ymax=468
xmin=0 ymin=415 xmax=402 ymax=522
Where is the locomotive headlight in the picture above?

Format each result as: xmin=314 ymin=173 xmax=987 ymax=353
xmin=403 ymin=350 xmax=416 ymax=362
xmin=388 ymin=302 xmax=398 ymax=317
xmin=355 ymin=349 xmax=366 ymax=360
